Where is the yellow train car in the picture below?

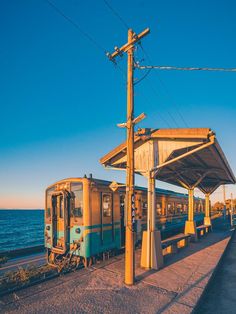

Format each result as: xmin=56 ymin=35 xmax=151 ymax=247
xmin=45 ymin=176 xmax=204 ymax=267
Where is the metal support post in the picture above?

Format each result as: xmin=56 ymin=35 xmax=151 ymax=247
xmin=141 ymin=173 xmax=163 ymax=269
xmin=204 ymin=194 xmax=212 ymax=226
xmin=230 ymin=193 xmax=233 ymax=227
xmin=223 ymin=185 xmax=226 ymax=219
xmin=188 ymin=188 xmax=194 ymax=221
xmin=184 ymin=188 xmax=197 ymax=240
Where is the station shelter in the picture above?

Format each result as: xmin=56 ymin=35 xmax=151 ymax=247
xmin=100 ymin=128 xmax=236 ymax=270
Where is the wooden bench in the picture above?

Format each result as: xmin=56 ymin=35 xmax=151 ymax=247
xmin=161 ymin=233 xmax=191 ymax=256
xmin=196 ymin=224 xmax=211 ymax=237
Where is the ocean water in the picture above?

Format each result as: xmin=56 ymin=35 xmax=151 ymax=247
xmin=0 ymin=209 xmax=44 ymax=252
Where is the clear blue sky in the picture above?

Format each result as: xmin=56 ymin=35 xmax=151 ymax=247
xmin=0 ymin=0 xmax=235 ymax=208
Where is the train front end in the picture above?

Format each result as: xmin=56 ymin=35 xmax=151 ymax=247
xmin=45 ymin=178 xmax=87 ymax=268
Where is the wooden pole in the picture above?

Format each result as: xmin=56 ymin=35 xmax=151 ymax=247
xmin=125 ymin=29 xmax=135 ymax=285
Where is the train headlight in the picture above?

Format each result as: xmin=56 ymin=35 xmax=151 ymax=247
xmin=75 ymin=228 xmax=81 ymax=234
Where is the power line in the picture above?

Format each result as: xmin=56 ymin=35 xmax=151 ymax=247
xmin=135 ymin=64 xmax=236 ymax=72
xmin=134 ymin=49 xmax=170 ymax=126
xmin=150 ymin=70 xmax=189 ymax=127
xmin=45 ymin=0 xmax=126 ymax=81
xmin=135 ymin=60 xmax=180 ymax=126
xmin=136 ymin=45 xmax=185 ymax=128
xmin=45 ymin=0 xmax=106 ymax=53
xmin=113 ymin=60 xmax=127 ymax=82
xmin=103 ymin=0 xmax=129 ymax=30
xmin=146 ymin=79 xmax=180 ymax=127
xmin=134 ymin=67 xmax=152 ymax=86
xmin=139 ymin=91 xmax=172 ymax=128
xmin=137 ymin=43 xmax=189 ymax=128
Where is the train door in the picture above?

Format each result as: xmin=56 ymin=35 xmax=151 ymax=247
xmin=51 ymin=191 xmax=69 ymax=253
xmin=120 ymin=194 xmax=125 ymax=247
xmin=100 ymin=192 xmax=114 ymax=245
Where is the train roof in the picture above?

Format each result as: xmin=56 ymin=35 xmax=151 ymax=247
xmin=90 ymin=178 xmax=204 ymax=200
xmin=50 ymin=177 xmax=203 ymax=200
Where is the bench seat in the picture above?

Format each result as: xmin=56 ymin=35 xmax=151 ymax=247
xmin=196 ymin=224 xmax=211 ymax=236
xmin=162 ymin=233 xmax=191 ymax=255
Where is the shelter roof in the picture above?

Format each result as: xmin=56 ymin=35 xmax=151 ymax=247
xmin=100 ymin=128 xmax=236 ymax=194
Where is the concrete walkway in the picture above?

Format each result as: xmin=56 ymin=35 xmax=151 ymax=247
xmin=195 ymin=229 xmax=236 ymax=314
xmin=0 ymin=228 xmax=232 ymax=314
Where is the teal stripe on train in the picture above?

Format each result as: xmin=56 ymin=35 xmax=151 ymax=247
xmin=83 ymin=227 xmax=121 ymax=258
xmin=83 ymin=221 xmax=120 ymax=230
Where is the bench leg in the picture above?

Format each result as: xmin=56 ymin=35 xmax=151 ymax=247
xmin=166 ymin=244 xmax=178 ymax=254
xmin=177 ymin=239 xmax=186 ymax=248
xmin=166 ymin=245 xmax=172 ymax=254
xmin=172 ymin=243 xmax=178 ymax=254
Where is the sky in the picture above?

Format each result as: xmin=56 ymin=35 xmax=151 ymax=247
xmin=0 ymin=0 xmax=236 ymax=208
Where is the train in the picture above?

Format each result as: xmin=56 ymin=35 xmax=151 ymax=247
xmin=44 ymin=175 xmax=204 ymax=269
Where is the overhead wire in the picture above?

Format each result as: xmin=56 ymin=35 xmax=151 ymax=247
xmin=113 ymin=59 xmax=127 ymax=83
xmin=133 ymin=53 xmax=153 ymax=86
xmin=133 ymin=47 xmax=175 ymax=127
xmin=102 ymin=0 xmax=129 ymax=83
xmin=145 ymin=80 xmax=179 ymax=127
xmin=134 ymin=67 xmax=152 ymax=85
xmin=134 ymin=45 xmax=180 ymax=127
xmin=44 ymin=0 xmax=173 ymax=129
xmin=135 ymin=64 xmax=236 ymax=72
xmin=103 ymin=0 xmax=129 ymax=30
xmin=45 ymin=0 xmax=127 ymax=85
xmin=45 ymin=0 xmax=106 ymax=54
xmin=138 ymin=43 xmax=189 ymax=128
xmin=102 ymin=1 xmax=174 ymax=128
xmin=138 ymin=91 xmax=172 ymax=128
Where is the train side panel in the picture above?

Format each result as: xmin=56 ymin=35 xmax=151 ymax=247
xmin=83 ymin=182 xmax=121 ymax=258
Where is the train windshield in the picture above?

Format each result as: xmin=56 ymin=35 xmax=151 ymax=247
xmin=46 ymin=187 xmax=55 ymax=220
xmin=45 ymin=182 xmax=83 ymax=220
xmin=71 ymin=182 xmax=83 ymax=218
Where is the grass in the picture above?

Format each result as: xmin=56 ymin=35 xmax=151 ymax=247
xmin=0 ymin=256 xmax=8 ymax=267
xmin=0 ymin=264 xmax=56 ymax=294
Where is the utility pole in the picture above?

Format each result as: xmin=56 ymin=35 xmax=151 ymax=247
xmin=107 ymin=28 xmax=150 ymax=285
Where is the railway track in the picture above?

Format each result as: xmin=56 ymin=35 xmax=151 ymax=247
xmin=1 ymin=212 xmax=222 ymax=298
xmin=0 ymin=213 xmax=207 ymax=276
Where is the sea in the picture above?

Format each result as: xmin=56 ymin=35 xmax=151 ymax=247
xmin=0 ymin=209 xmax=44 ymax=253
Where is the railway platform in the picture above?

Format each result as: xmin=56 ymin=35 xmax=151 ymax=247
xmin=0 ymin=224 xmax=233 ymax=314
xmin=195 ymin=228 xmax=236 ymax=314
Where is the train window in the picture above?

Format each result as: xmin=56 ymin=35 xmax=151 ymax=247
xmin=120 ymin=194 xmax=125 ymax=216
xmin=71 ymin=183 xmax=83 ymax=218
xmin=167 ymin=203 xmax=172 ymax=214
xmin=102 ymin=193 xmax=112 ymax=217
xmin=142 ymin=200 xmax=147 ymax=217
xmin=59 ymin=195 xmax=64 ymax=218
xmin=156 ymin=203 xmax=161 ymax=215
xmin=46 ymin=187 xmax=55 ymax=218
xmin=46 ymin=196 xmax=51 ymax=218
